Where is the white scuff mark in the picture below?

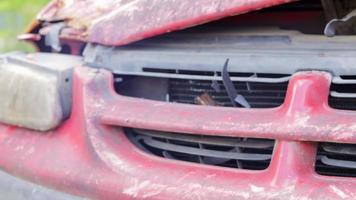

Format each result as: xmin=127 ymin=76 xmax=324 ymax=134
xmin=123 ymin=180 xmax=151 ymax=198
xmin=205 ymin=174 xmax=216 ymax=179
xmin=142 ymin=187 xmax=165 ymax=199
xmin=176 ymin=171 xmax=196 ymax=182
xmin=250 ymin=184 xmax=265 ymax=193
xmin=334 ymin=130 xmax=354 ymax=140
xmin=330 ymin=124 xmax=345 ymax=132
xmin=289 ymin=196 xmax=311 ymax=200
xmin=153 ymin=102 xmax=166 ymax=107
xmin=100 ymin=151 xmax=124 ymax=168
xmin=62 ymin=0 xmax=75 ymax=8
xmin=91 ymin=0 xmax=124 ymax=11
xmin=329 ymin=185 xmax=349 ymax=199
xmin=261 ymin=184 xmax=297 ymax=199
xmin=204 ymin=185 xmax=250 ymax=199
xmin=251 ymin=122 xmax=273 ymax=132
xmin=349 ymin=124 xmax=356 ymax=131
xmin=294 ymin=112 xmax=311 ymax=128
xmin=183 ymin=183 xmax=204 ymax=200
xmin=15 ymin=145 xmax=24 ymax=151
xmin=26 ymin=146 xmax=35 ymax=155
xmin=123 ymin=179 xmax=168 ymax=199
xmin=190 ymin=183 xmax=202 ymax=189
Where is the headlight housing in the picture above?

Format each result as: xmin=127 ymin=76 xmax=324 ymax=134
xmin=0 ymin=52 xmax=81 ymax=131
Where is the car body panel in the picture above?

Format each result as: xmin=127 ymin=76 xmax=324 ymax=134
xmin=37 ymin=0 xmax=297 ymax=46
xmin=0 ymin=67 xmax=355 ymax=199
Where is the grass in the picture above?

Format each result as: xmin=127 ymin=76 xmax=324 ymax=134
xmin=0 ymin=0 xmax=48 ymax=52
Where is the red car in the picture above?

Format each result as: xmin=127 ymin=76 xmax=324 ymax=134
xmin=1 ymin=0 xmax=356 ymax=199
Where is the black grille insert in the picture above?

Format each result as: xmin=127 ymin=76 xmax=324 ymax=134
xmin=115 ymin=73 xmax=290 ymax=108
xmin=126 ymin=128 xmax=275 ymax=170
xmin=115 ymin=74 xmax=356 ymax=110
xmin=329 ymin=82 xmax=356 ymax=110
xmin=169 ymin=79 xmax=288 ymax=108
xmin=316 ymin=143 xmax=356 ymax=177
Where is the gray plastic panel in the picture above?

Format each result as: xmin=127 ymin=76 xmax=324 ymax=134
xmin=84 ymin=27 xmax=356 ymax=77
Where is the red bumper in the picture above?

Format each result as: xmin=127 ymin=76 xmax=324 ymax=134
xmin=0 ymin=67 xmax=356 ymax=199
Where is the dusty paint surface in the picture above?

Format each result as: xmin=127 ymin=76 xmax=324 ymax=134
xmin=37 ymin=0 xmax=297 ymax=46
xmin=0 ymin=67 xmax=355 ymax=199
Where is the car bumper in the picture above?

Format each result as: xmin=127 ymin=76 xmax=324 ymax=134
xmin=0 ymin=67 xmax=356 ymax=199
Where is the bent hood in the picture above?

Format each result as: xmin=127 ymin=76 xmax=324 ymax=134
xmin=37 ymin=0 xmax=297 ymax=46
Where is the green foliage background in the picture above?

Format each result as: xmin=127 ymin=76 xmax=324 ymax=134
xmin=0 ymin=0 xmax=48 ymax=52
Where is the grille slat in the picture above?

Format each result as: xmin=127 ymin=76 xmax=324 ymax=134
xmin=322 ymin=143 xmax=356 ymax=156
xmin=169 ymin=91 xmax=287 ymax=98
xmin=134 ymin=129 xmax=274 ymax=149
xmin=170 ymin=94 xmax=285 ymax=101
xmin=316 ymin=143 xmax=356 ymax=177
xmin=141 ymin=136 xmax=272 ymax=161
xmin=320 ymin=156 xmax=356 ymax=170
xmin=169 ymin=82 xmax=288 ymax=91
xmin=126 ymin=128 xmax=275 ymax=170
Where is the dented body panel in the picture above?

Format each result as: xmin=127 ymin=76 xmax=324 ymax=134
xmin=37 ymin=0 xmax=297 ymax=46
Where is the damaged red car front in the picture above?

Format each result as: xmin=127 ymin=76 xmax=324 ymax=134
xmin=1 ymin=0 xmax=356 ymax=199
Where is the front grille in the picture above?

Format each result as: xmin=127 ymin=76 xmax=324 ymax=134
xmin=316 ymin=143 xmax=356 ymax=177
xmin=126 ymin=128 xmax=275 ymax=170
xmin=168 ymin=79 xmax=288 ymax=108
xmin=115 ymin=71 xmax=356 ymax=110
xmin=115 ymin=72 xmax=291 ymax=108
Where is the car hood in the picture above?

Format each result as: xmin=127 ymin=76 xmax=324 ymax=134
xmin=37 ymin=0 xmax=297 ymax=46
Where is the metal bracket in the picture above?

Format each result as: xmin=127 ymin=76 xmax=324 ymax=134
xmin=45 ymin=22 xmax=67 ymax=52
xmin=324 ymin=9 xmax=356 ymax=37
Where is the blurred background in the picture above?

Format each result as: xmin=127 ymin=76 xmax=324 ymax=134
xmin=0 ymin=0 xmax=48 ymax=52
